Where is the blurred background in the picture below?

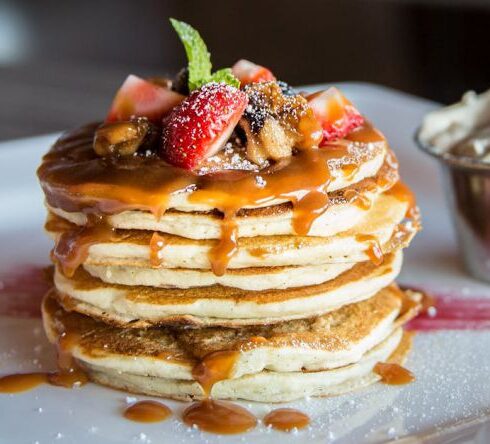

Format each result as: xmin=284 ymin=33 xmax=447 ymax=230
xmin=0 ymin=0 xmax=489 ymax=140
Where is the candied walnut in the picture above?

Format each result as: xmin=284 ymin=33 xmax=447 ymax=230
xmin=241 ymin=118 xmax=292 ymax=164
xmin=240 ymin=82 xmax=322 ymax=164
xmin=93 ymin=118 xmax=149 ymax=157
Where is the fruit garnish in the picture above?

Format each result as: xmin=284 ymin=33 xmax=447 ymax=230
xmin=307 ymin=87 xmax=364 ymax=144
xmin=231 ymin=60 xmax=276 ymax=86
xmin=239 ymin=82 xmax=322 ymax=164
xmin=106 ymin=75 xmax=184 ymax=123
xmin=161 ymin=83 xmax=248 ymax=170
xmin=170 ymin=19 xmax=239 ymax=91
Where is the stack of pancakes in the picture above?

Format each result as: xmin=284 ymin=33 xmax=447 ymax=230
xmin=39 ymin=120 xmax=421 ymax=402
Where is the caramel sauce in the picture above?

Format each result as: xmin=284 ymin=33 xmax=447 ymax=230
xmin=385 ymin=180 xmax=417 ymax=218
xmin=47 ymin=367 xmax=88 ymax=388
xmin=149 ymin=232 xmax=166 ymax=267
xmin=0 ymin=330 xmax=89 ymax=394
xmin=341 ymin=163 xmax=359 ymax=179
xmin=123 ymin=400 xmax=172 ymax=423
xmin=373 ymin=362 xmax=415 ymax=385
xmin=291 ymin=189 xmax=330 ymax=235
xmin=192 ymin=350 xmax=239 ymax=396
xmin=208 ymin=216 xmax=238 ymax=276
xmin=399 ymin=294 xmax=421 ymax=318
xmin=344 ymin=188 xmax=372 ymax=210
xmin=48 ymin=332 xmax=89 ymax=388
xmin=51 ymin=215 xmax=118 ymax=277
xmin=248 ymin=247 xmax=269 ymax=258
xmin=344 ymin=123 xmax=385 ymax=144
xmin=182 ymin=399 xmax=257 ymax=434
xmin=0 ymin=373 xmax=47 ymax=393
xmin=184 ymin=351 xmax=259 ymax=434
xmin=38 ymin=122 xmax=386 ymax=276
xmin=355 ymin=234 xmax=384 ymax=265
xmin=263 ymin=408 xmax=310 ymax=432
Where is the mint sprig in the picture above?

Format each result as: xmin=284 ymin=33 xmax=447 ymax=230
xmin=210 ymin=68 xmax=240 ymax=89
xmin=170 ymin=18 xmax=239 ymax=91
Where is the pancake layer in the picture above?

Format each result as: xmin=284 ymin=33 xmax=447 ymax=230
xmin=46 ymin=191 xmax=416 ymax=272
xmin=52 ymin=252 xmax=403 ymax=327
xmin=42 ymin=287 xmax=419 ymax=402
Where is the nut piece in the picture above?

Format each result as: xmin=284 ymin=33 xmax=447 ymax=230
xmin=93 ymin=118 xmax=149 ymax=157
xmin=240 ymin=118 xmax=292 ymax=164
xmin=240 ymin=82 xmax=322 ymax=165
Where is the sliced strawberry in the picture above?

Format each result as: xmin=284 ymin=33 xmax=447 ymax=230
xmin=161 ymin=83 xmax=248 ymax=170
xmin=231 ymin=59 xmax=276 ymax=86
xmin=106 ymin=75 xmax=184 ymax=123
xmin=307 ymin=87 xmax=364 ymax=144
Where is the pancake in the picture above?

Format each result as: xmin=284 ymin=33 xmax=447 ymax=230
xmin=45 ymin=157 xmax=398 ymax=241
xmin=38 ymin=122 xmax=388 ymax=217
xmin=85 ymin=329 xmax=410 ymax=402
xmin=83 ymin=262 xmax=356 ymax=291
xmin=81 ymin=208 xmax=415 ymax=291
xmin=52 ymin=251 xmax=403 ymax=327
xmin=46 ymin=191 xmax=418 ymax=271
xmin=42 ymin=286 xmax=420 ymax=402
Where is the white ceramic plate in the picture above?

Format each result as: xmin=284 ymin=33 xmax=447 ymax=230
xmin=1 ymin=83 xmax=489 ymax=444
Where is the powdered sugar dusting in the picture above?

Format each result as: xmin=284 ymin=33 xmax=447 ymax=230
xmin=1 ymin=315 xmax=490 ymax=442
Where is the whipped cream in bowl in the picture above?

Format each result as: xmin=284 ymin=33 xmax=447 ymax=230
xmin=417 ymin=89 xmax=490 ymax=169
xmin=416 ymin=88 xmax=490 ymax=283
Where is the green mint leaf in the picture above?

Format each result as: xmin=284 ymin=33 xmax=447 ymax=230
xmin=210 ymin=68 xmax=240 ymax=89
xmin=170 ymin=18 xmax=211 ymax=91
xmin=170 ymin=18 xmax=241 ymax=90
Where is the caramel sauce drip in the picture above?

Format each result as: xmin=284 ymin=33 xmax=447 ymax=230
xmin=397 ymin=286 xmax=435 ymax=318
xmin=355 ymin=234 xmax=384 ymax=265
xmin=124 ymin=400 xmax=172 ymax=423
xmin=48 ymin=332 xmax=89 ymax=388
xmin=185 ymin=351 xmax=258 ymax=434
xmin=263 ymin=408 xmax=311 ymax=432
xmin=192 ymin=350 xmax=240 ymax=397
xmin=373 ymin=362 xmax=415 ymax=385
xmin=51 ymin=215 xmax=117 ymax=277
xmin=344 ymin=188 xmax=372 ymax=211
xmin=0 ymin=333 xmax=88 ymax=393
xmin=38 ymin=122 xmax=385 ymax=276
xmin=182 ymin=399 xmax=257 ymax=435
xmin=208 ymin=216 xmax=238 ymax=276
xmin=385 ymin=180 xmax=417 ymax=218
xmin=292 ymin=190 xmax=330 ymax=235
xmin=0 ymin=373 xmax=47 ymax=393
xmin=149 ymin=232 xmax=166 ymax=267
xmin=399 ymin=294 xmax=420 ymax=318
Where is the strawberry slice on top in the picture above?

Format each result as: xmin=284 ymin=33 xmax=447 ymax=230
xmin=231 ymin=59 xmax=276 ymax=86
xmin=307 ymin=87 xmax=364 ymax=145
xmin=106 ymin=75 xmax=184 ymax=123
xmin=161 ymin=83 xmax=248 ymax=170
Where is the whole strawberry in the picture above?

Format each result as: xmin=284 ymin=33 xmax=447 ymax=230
xmin=161 ymin=83 xmax=248 ymax=170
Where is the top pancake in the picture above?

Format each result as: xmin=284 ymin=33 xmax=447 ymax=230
xmin=45 ymin=152 xmax=399 ymax=242
xmin=38 ymin=121 xmax=388 ymax=218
